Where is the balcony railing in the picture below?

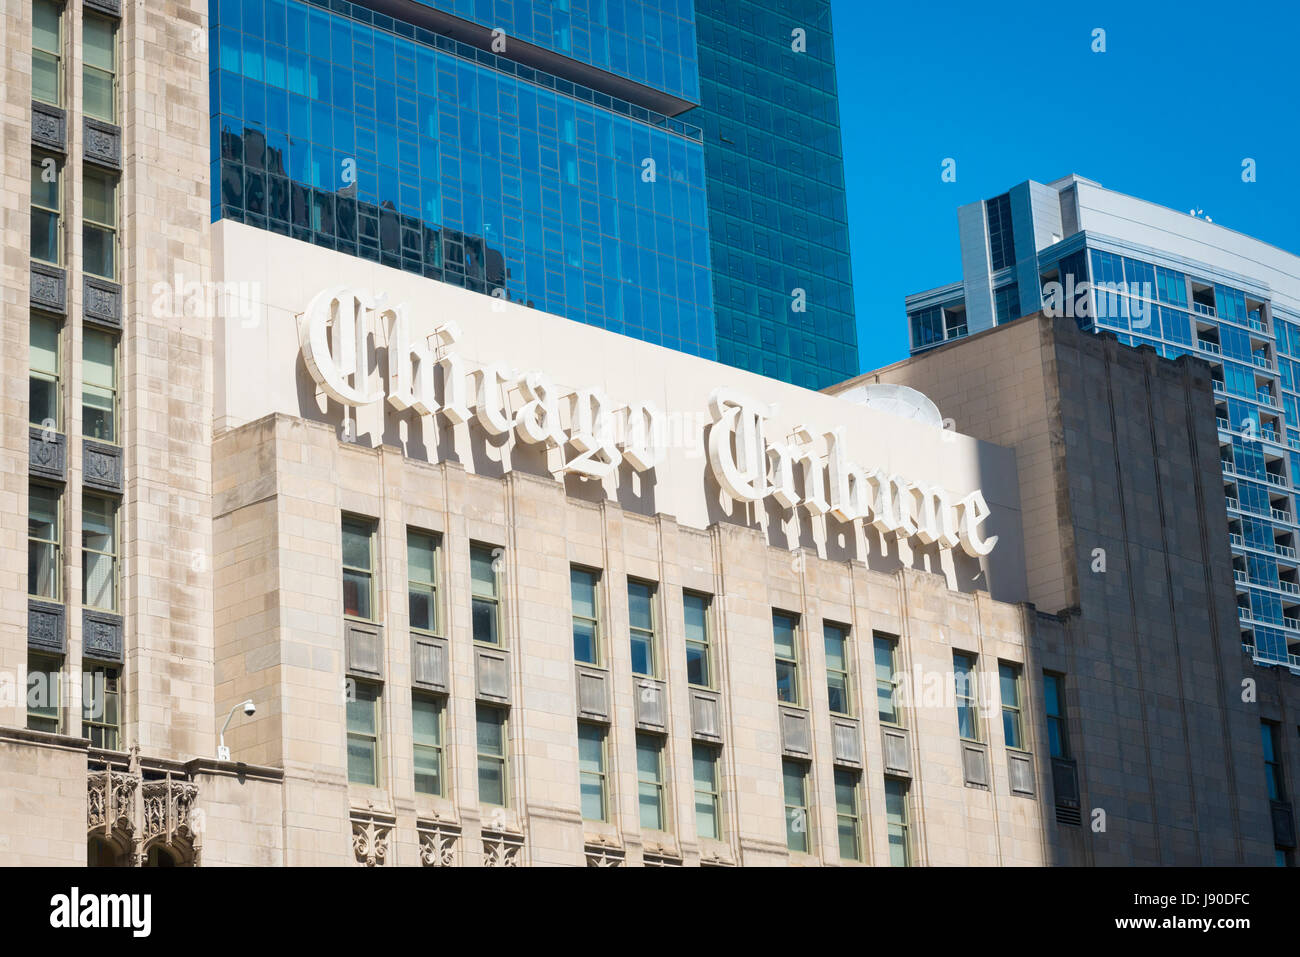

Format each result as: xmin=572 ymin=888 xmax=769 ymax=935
xmin=1277 ymin=543 xmax=1297 ymax=559
xmin=1290 ymin=437 xmax=1300 ymax=452
xmin=1194 ymin=302 xmax=1218 ymax=317
xmin=1265 ymin=473 xmax=1288 ymax=488
xmin=1253 ymin=355 xmax=1274 ymax=370
xmin=1229 ymin=532 xmax=1245 ymax=547
xmin=1284 ymin=616 xmax=1300 ymax=631
xmin=1234 ymin=569 xmax=1249 ymax=584
xmin=1196 ymin=338 xmax=1223 ymax=355
xmin=1272 ymin=508 xmax=1293 ymax=523
xmin=1280 ymin=580 xmax=1300 ymax=596
xmin=1217 ymin=416 xmax=1232 ymax=431
xmin=1226 ymin=495 xmax=1241 ymax=510
xmin=1248 ymin=315 xmax=1268 ymax=334
xmin=1258 ymin=391 xmax=1278 ymax=407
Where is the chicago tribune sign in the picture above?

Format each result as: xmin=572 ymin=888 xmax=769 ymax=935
xmin=299 ymin=287 xmax=998 ymax=559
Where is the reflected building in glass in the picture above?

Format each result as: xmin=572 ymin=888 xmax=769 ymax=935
xmin=692 ymin=0 xmax=858 ymax=389
xmin=904 ymin=175 xmax=1300 ymax=674
xmin=208 ymin=0 xmax=859 ymax=385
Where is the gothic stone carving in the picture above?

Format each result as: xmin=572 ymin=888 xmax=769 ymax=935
xmin=83 ymin=277 xmax=122 ymax=329
xmin=482 ymin=829 xmax=523 ymax=867
xmin=83 ymin=439 xmax=123 ymax=493
xmin=83 ymin=117 xmax=122 ymax=169
xmin=352 ymin=817 xmax=391 ymax=867
xmin=142 ymin=780 xmax=199 ymax=846
xmin=29 ymin=426 xmax=66 ymax=481
xmin=31 ymin=100 xmax=66 ymax=151
xmin=83 ymin=609 xmax=124 ymax=663
xmin=88 ymin=771 xmax=137 ymax=835
xmin=30 ymin=263 xmax=66 ymax=314
xmin=28 ymin=599 xmax=66 ymax=654
xmin=417 ymin=821 xmax=459 ymax=867
xmin=584 ymin=843 xmax=626 ymax=867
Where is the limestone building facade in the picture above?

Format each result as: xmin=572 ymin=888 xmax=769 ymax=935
xmin=0 ymin=0 xmax=1292 ymax=868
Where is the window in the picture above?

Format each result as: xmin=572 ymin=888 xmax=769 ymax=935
xmin=27 ymin=653 xmax=61 ymax=733
xmin=953 ymin=652 xmax=979 ymax=741
xmin=834 ymin=768 xmax=862 ymax=862
xmin=82 ymin=328 xmax=117 ymax=443
xmin=346 ymin=681 xmax=381 ymax=786
xmin=824 ymin=621 xmax=851 ymax=715
xmin=782 ymin=759 xmax=810 ymax=853
xmin=636 ymin=733 xmax=666 ymax=831
xmin=773 ymin=611 xmax=800 ymax=704
xmin=874 ymin=634 xmax=901 ymax=725
xmin=986 ymin=193 xmax=1015 ymax=272
xmin=476 ymin=704 xmax=507 ymax=806
xmin=32 ymin=0 xmax=63 ymax=106
xmin=412 ymin=693 xmax=444 ymax=796
xmin=83 ymin=167 xmax=118 ymax=280
xmin=470 ymin=544 xmax=500 ymax=644
xmin=693 ymin=743 xmax=722 ymax=840
xmin=341 ymin=515 xmax=375 ymax=620
xmin=577 ymin=722 xmax=607 ymax=821
xmin=1263 ymin=721 xmax=1284 ymax=802
xmin=83 ymin=13 xmax=117 ymax=123
xmin=82 ymin=494 xmax=117 ymax=612
xmin=684 ymin=591 xmax=713 ymax=687
xmin=570 ymin=566 xmax=601 ymax=665
xmin=30 ymin=313 xmax=60 ymax=431
xmin=999 ymin=662 xmax=1025 ymax=750
xmin=407 ymin=529 xmax=440 ymax=634
xmin=82 ymin=664 xmax=120 ymax=750
xmin=627 ymin=579 xmax=657 ymax=677
xmin=994 ymin=282 xmax=1021 ymax=325
xmin=31 ymin=151 xmax=62 ymax=265
xmin=28 ymin=483 xmax=61 ymax=602
xmin=885 ymin=777 xmax=911 ymax=866
xmin=1043 ymin=672 xmax=1069 ymax=758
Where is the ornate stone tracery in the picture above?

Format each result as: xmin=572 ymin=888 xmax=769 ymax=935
xmin=351 ymin=814 xmax=393 ymax=867
xmin=87 ymin=750 xmax=200 ymax=866
xmin=417 ymin=820 xmax=459 ymax=867
xmin=482 ymin=829 xmax=524 ymax=867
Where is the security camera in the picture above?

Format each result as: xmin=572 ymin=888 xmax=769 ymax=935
xmin=242 ymin=699 xmax=256 ymax=717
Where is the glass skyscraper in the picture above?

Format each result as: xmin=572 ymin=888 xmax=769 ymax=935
xmin=208 ymin=0 xmax=858 ymax=385
xmin=693 ymin=0 xmax=857 ymax=389
xmin=906 ymin=175 xmax=1300 ymax=674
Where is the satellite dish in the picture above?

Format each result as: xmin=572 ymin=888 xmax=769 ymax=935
xmin=834 ymin=383 xmax=944 ymax=428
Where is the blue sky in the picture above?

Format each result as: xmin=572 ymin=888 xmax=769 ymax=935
xmin=832 ymin=0 xmax=1300 ymax=370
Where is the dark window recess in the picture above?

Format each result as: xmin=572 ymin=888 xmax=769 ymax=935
xmin=244 ymin=169 xmax=266 ymax=216
xmin=267 ymin=175 xmax=290 ymax=222
xmin=986 ymin=193 xmax=1016 ymax=272
xmin=220 ymin=161 xmax=244 ymax=210
xmin=243 ymin=128 xmax=266 ymax=171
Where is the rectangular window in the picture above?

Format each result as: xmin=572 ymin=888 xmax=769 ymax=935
xmin=773 ymin=611 xmax=800 ymax=705
xmin=470 ymin=543 xmax=500 ymax=644
xmin=30 ymin=313 xmax=60 ymax=431
xmin=32 ymin=0 xmax=63 ymax=106
xmin=691 ymin=743 xmax=722 ymax=842
xmin=570 ymin=566 xmax=601 ymax=665
xmin=874 ymin=633 xmax=901 ymax=725
xmin=412 ymin=692 xmax=444 ymax=796
xmin=627 ymin=579 xmax=657 ymax=677
xmin=684 ymin=591 xmax=713 ymax=688
xmin=27 ymin=653 xmax=61 ymax=733
xmin=82 ymin=494 xmax=117 ymax=612
xmin=476 ymin=704 xmax=507 ymax=806
xmin=824 ymin=621 xmax=851 ymax=715
xmin=1043 ymin=672 xmax=1069 ymax=758
xmin=346 ymin=681 xmax=381 ymax=786
xmin=834 ymin=768 xmax=862 ymax=862
xmin=953 ymin=652 xmax=979 ymax=741
xmin=341 ymin=515 xmax=375 ymax=620
xmin=577 ymin=722 xmax=607 ymax=821
xmin=81 ymin=327 xmax=117 ymax=443
xmin=28 ymin=483 xmax=61 ymax=602
xmin=986 ymin=193 xmax=1015 ymax=272
xmin=636 ymin=733 xmax=665 ymax=831
xmin=782 ymin=758 xmax=810 ymax=853
xmin=885 ymin=777 xmax=911 ymax=866
xmin=31 ymin=152 xmax=62 ymax=265
xmin=693 ymin=743 xmax=721 ymax=840
xmin=82 ymin=664 xmax=120 ymax=750
xmin=83 ymin=167 xmax=118 ymax=280
xmin=83 ymin=13 xmax=117 ymax=123
xmin=407 ymin=529 xmax=440 ymax=634
xmin=1263 ymin=721 xmax=1285 ymax=802
xmin=999 ymin=662 xmax=1025 ymax=750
